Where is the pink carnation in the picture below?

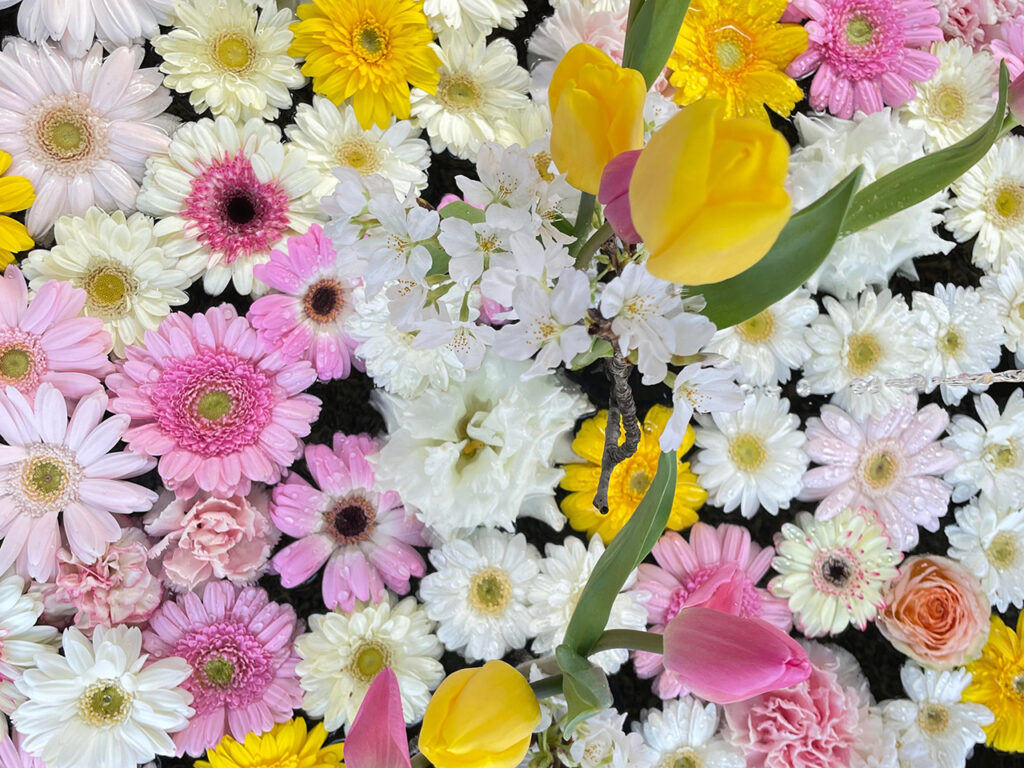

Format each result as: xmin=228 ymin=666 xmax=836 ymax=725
xmin=145 ymin=489 xmax=279 ymax=592
xmin=106 ymin=305 xmax=321 ymax=498
xmin=938 ymin=0 xmax=1019 ymax=47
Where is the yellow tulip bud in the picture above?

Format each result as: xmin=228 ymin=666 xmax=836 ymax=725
xmin=630 ymin=99 xmax=792 ymax=286
xmin=549 ymin=44 xmax=647 ymax=195
xmin=418 ymin=660 xmax=541 ymax=768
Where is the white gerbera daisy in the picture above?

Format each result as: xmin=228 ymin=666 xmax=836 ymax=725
xmin=943 ymin=390 xmax=1024 ymax=505
xmin=11 ymin=625 xmax=192 ymax=768
xmin=136 ymin=116 xmax=321 ymax=297
xmin=12 ymin=0 xmax=173 ymax=57
xmin=803 ymin=289 xmax=931 ymax=420
xmin=692 ymin=392 xmax=808 ymax=519
xmin=153 ymin=0 xmax=304 ymax=122
xmin=423 ymin=0 xmax=526 ymax=38
xmin=286 ymin=96 xmax=430 ymax=201
xmin=410 ymin=35 xmax=530 ymax=161
xmin=527 ymin=535 xmax=648 ymax=674
xmin=419 ymin=528 xmax=540 ymax=662
xmin=636 ymin=697 xmax=744 ymax=768
xmin=20 ymin=208 xmax=190 ymax=356
xmin=0 ymin=572 xmax=59 ymax=722
xmin=979 ymin=258 xmax=1024 ymax=366
xmin=294 ymin=596 xmax=444 ymax=732
xmin=769 ymin=507 xmax=902 ymax=637
xmin=947 ymin=495 xmax=1024 ymax=611
xmin=551 ymin=0 xmax=628 ymax=10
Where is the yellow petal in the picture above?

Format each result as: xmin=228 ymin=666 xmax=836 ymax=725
xmin=0 ymin=215 xmax=33 ymax=256
xmin=0 ymin=175 xmax=35 ymax=213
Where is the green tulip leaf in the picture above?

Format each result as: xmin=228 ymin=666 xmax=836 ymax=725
xmin=569 ymin=339 xmax=614 ymax=370
xmin=438 ymin=201 xmax=485 ymax=224
xmin=556 ymin=645 xmax=614 ymax=735
xmin=622 ymin=0 xmax=690 ymax=88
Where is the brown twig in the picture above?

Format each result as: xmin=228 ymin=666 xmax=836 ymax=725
xmin=592 ymin=354 xmax=641 ymax=513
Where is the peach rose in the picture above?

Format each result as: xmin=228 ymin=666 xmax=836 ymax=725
xmin=877 ymin=555 xmax=990 ymax=669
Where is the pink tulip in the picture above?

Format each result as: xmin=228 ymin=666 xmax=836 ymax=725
xmin=1010 ymin=72 xmax=1024 ymax=123
xmin=663 ymin=606 xmax=811 ymax=704
xmin=598 ymin=149 xmax=643 ymax=244
xmin=344 ymin=668 xmax=411 ymax=768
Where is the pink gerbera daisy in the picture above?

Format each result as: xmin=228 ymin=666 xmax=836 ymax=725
xmin=248 ymin=224 xmax=361 ymax=382
xmin=799 ymin=396 xmax=960 ymax=551
xmin=270 ymin=432 xmax=427 ymax=612
xmin=0 ymin=383 xmax=156 ymax=582
xmin=106 ymin=305 xmax=321 ymax=499
xmin=787 ymin=0 xmax=943 ymax=118
xmin=630 ymin=522 xmax=792 ymax=699
xmin=0 ymin=267 xmax=113 ymax=400
xmin=142 ymin=581 xmax=304 ymax=757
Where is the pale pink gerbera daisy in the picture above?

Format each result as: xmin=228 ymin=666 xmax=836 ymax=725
xmin=270 ymin=432 xmax=427 ymax=612
xmin=142 ymin=581 xmax=304 ymax=757
xmin=630 ymin=522 xmax=792 ymax=699
xmin=11 ymin=0 xmax=174 ymax=57
xmin=0 ymin=267 xmax=113 ymax=400
xmin=0 ymin=384 xmax=157 ymax=582
xmin=106 ymin=305 xmax=321 ymax=499
xmin=799 ymin=397 xmax=960 ymax=552
xmin=248 ymin=225 xmax=362 ymax=382
xmin=787 ymin=0 xmax=942 ymax=118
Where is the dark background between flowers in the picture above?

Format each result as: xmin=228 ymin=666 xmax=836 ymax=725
xmin=0 ymin=3 xmax=1019 ymax=766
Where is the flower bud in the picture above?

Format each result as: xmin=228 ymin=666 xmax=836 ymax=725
xmin=598 ymin=150 xmax=643 ymax=244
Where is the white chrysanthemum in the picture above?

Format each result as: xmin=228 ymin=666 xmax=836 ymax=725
xmin=12 ymin=0 xmax=173 ymax=57
xmin=945 ymin=136 xmax=1024 ymax=272
xmin=882 ymin=664 xmax=993 ymax=768
xmin=153 ymin=0 xmax=303 ymax=122
xmin=419 ymin=528 xmax=540 ymax=662
xmin=692 ymin=393 xmax=808 ymax=519
xmin=703 ymin=290 xmax=817 ymax=387
xmin=286 ymin=96 xmax=430 ymax=201
xmin=803 ymin=289 xmax=931 ymax=420
xmin=787 ymin=110 xmax=952 ymax=298
xmin=11 ymin=625 xmax=192 ymax=768
xmin=373 ymin=353 xmax=589 ymax=539
xmin=424 ymin=0 xmax=525 ymax=38
xmin=947 ymin=495 xmax=1024 ymax=611
xmin=901 ymin=39 xmax=998 ymax=151
xmin=294 ymin=596 xmax=444 ymax=732
xmin=20 ymin=208 xmax=190 ymax=356
xmin=565 ymin=707 xmax=655 ymax=768
xmin=0 ymin=572 xmax=59 ymax=723
xmin=636 ymin=697 xmax=744 ymax=768
xmin=979 ymin=258 xmax=1024 ymax=366
xmin=943 ymin=390 xmax=1024 ymax=505
xmin=410 ymin=36 xmax=530 ymax=161
xmin=769 ymin=508 xmax=902 ymax=637
xmin=527 ymin=536 xmax=648 ymax=675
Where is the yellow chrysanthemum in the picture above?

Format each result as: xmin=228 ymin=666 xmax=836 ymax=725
xmin=964 ymin=613 xmax=1024 ymax=752
xmin=561 ymin=405 xmax=706 ymax=543
xmin=196 ymin=718 xmax=345 ymax=768
xmin=667 ymin=0 xmax=807 ymax=121
xmin=0 ymin=150 xmax=34 ymax=269
xmin=289 ymin=0 xmax=441 ymax=130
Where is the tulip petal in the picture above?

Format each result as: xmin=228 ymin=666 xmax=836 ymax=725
xmin=344 ymin=668 xmax=411 ymax=768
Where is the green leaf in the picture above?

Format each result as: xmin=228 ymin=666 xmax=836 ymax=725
xmin=438 ymin=201 xmax=485 ymax=224
xmin=621 ymin=0 xmax=691 ymax=88
xmin=423 ymin=239 xmax=450 ymax=277
xmin=568 ymin=339 xmax=614 ymax=370
xmin=695 ymin=167 xmax=864 ymax=329
xmin=555 ymin=645 xmax=613 ymax=734
xmin=562 ymin=451 xmax=677 ymax=656
xmin=841 ymin=62 xmax=1009 ymax=235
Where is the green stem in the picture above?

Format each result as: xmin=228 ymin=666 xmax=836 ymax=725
xmin=530 ymin=673 xmax=565 ymax=700
xmin=574 ymin=221 xmax=614 ymax=270
xmin=568 ymin=193 xmax=596 ymax=259
xmin=999 ymin=114 xmax=1020 ymax=138
xmin=589 ymin=628 xmax=664 ymax=656
xmin=410 ymin=753 xmax=432 ymax=768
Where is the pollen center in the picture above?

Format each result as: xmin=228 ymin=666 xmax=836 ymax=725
xmin=304 ymin=279 xmax=344 ymax=324
xmin=985 ymin=441 xmax=1018 ymax=470
xmin=78 ymin=681 xmax=132 ymax=726
xmin=197 ymin=389 xmax=234 ymax=421
xmin=845 ymin=332 xmax=881 ymax=375
xmin=469 ymin=567 xmax=512 ymax=614
xmin=354 ymin=22 xmax=388 ymax=61
xmin=203 ymin=657 xmax=236 ymax=688
xmin=714 ymin=38 xmax=746 ymax=71
xmin=337 ymin=137 xmax=381 ymax=173
xmin=932 ymin=86 xmax=966 ymax=121
xmin=438 ymin=74 xmax=483 ymax=111
xmin=862 ymin=450 xmax=897 ymax=488
xmin=215 ymin=33 xmax=254 ymax=72
xmin=939 ymin=328 xmax=964 ymax=356
xmin=917 ymin=703 xmax=950 ymax=734
xmin=729 ymin=433 xmax=767 ymax=472
xmin=846 ymin=16 xmax=874 ymax=46
xmin=987 ymin=532 xmax=1018 ymax=569
xmin=351 ymin=641 xmax=389 ymax=682
xmin=329 ymin=497 xmax=375 ymax=542
xmin=736 ymin=309 xmax=775 ymax=343
xmin=0 ymin=348 xmax=30 ymax=380
xmin=993 ymin=184 xmax=1024 ymax=222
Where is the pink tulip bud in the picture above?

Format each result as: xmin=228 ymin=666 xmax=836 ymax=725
xmin=344 ymin=668 xmax=411 ymax=768
xmin=598 ymin=149 xmax=643 ymax=244
xmin=1010 ymin=72 xmax=1024 ymax=123
xmin=663 ymin=606 xmax=811 ymax=704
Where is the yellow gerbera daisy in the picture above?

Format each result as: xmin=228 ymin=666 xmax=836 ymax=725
xmin=964 ymin=613 xmax=1024 ymax=753
xmin=0 ymin=150 xmax=34 ymax=269
xmin=289 ymin=0 xmax=441 ymax=130
xmin=196 ymin=718 xmax=345 ymax=768
xmin=560 ymin=404 xmax=706 ymax=543
xmin=668 ymin=0 xmax=807 ymax=121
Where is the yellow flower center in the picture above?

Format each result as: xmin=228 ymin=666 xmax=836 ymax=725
xmin=938 ymin=328 xmax=964 ymax=356
xmin=985 ymin=441 xmax=1018 ymax=470
xmin=861 ymin=450 xmax=897 ymax=488
xmin=987 ymin=532 xmax=1019 ymax=569
xmin=931 ymin=85 xmax=966 ymax=121
xmin=845 ymin=332 xmax=882 ymax=376
xmin=628 ymin=469 xmax=651 ymax=495
xmin=353 ymin=21 xmax=388 ymax=62
xmin=917 ymin=703 xmax=951 ymax=734
xmin=659 ymin=749 xmax=702 ymax=768
xmin=714 ymin=37 xmax=746 ymax=71
xmin=736 ymin=309 xmax=775 ymax=342
xmin=203 ymin=657 xmax=236 ymax=688
xmin=197 ymin=389 xmax=233 ymax=421
xmin=992 ymin=184 xmax=1024 ymax=223
xmin=215 ymin=33 xmax=254 ymax=72
xmin=846 ymin=16 xmax=874 ymax=46
xmin=337 ymin=137 xmax=381 ymax=173
xmin=48 ymin=117 xmax=85 ymax=154
xmin=729 ymin=433 xmax=767 ymax=472
xmin=78 ymin=681 xmax=132 ymax=726
xmin=0 ymin=348 xmax=30 ymax=381
xmin=468 ymin=567 xmax=512 ymax=614
xmin=27 ymin=459 xmax=65 ymax=497
xmin=437 ymin=74 xmax=482 ymax=112
xmin=533 ymin=151 xmax=555 ymax=182
xmin=18 ymin=447 xmax=81 ymax=515
xmin=351 ymin=641 xmax=390 ymax=682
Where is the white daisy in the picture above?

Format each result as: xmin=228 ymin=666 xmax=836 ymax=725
xmin=0 ymin=572 xmax=59 ymax=722
xmin=294 ymin=596 xmax=445 ymax=732
xmin=947 ymin=495 xmax=1024 ymax=611
xmin=979 ymin=258 xmax=1024 ymax=366
xmin=11 ymin=625 xmax=192 ymax=768
xmin=691 ymin=392 xmax=808 ymax=519
xmin=20 ymin=208 xmax=190 ymax=356
xmin=13 ymin=0 xmax=174 ymax=57
xmin=419 ymin=528 xmax=540 ymax=662
xmin=527 ymin=535 xmax=648 ymax=675
xmin=423 ymin=0 xmax=526 ymax=38
xmin=769 ymin=507 xmax=902 ymax=637
xmin=635 ymin=697 xmax=745 ymax=768
xmin=564 ymin=707 xmax=655 ymax=768
xmin=943 ymin=390 xmax=1024 ymax=505
xmin=153 ymin=0 xmax=304 ymax=122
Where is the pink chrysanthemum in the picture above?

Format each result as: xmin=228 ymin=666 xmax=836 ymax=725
xmin=787 ymin=0 xmax=943 ymax=118
xmin=630 ymin=522 xmax=792 ymax=699
xmin=142 ymin=581 xmax=304 ymax=757
xmin=799 ymin=397 xmax=960 ymax=552
xmin=248 ymin=225 xmax=361 ymax=382
xmin=107 ymin=305 xmax=321 ymax=499
xmin=0 ymin=384 xmax=156 ymax=582
xmin=0 ymin=267 xmax=113 ymax=400
xmin=270 ymin=432 xmax=427 ymax=612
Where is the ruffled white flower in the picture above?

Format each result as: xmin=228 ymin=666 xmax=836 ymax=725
xmin=661 ymin=362 xmax=745 ymax=453
xmin=0 ymin=572 xmax=59 ymax=724
xmin=564 ymin=707 xmax=655 ymax=768
xmin=943 ymin=390 xmax=1024 ymax=505
xmin=423 ymin=0 xmax=526 ymax=38
xmin=13 ymin=0 xmax=173 ymax=57
xmin=979 ymin=258 xmax=1024 ymax=366
xmin=294 ymin=596 xmax=444 ymax=732
xmin=635 ymin=697 xmax=744 ymax=768
xmin=947 ymin=495 xmax=1024 ymax=611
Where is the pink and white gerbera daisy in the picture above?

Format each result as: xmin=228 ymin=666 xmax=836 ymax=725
xmin=0 ymin=267 xmax=113 ymax=400
xmin=629 ymin=522 xmax=792 ymax=699
xmin=10 ymin=0 xmax=174 ymax=57
xmin=799 ymin=396 xmax=960 ymax=551
xmin=106 ymin=305 xmax=321 ymax=499
xmin=142 ymin=581 xmax=304 ymax=757
xmin=248 ymin=225 xmax=362 ymax=382
xmin=0 ymin=383 xmax=157 ymax=582
xmin=787 ymin=0 xmax=943 ymax=118
xmin=270 ymin=432 xmax=427 ymax=612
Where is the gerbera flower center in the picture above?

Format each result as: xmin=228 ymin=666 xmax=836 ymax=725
xmin=713 ymin=31 xmax=749 ymax=72
xmin=203 ymin=657 xmax=236 ymax=688
xmin=822 ymin=554 xmax=852 ymax=587
xmin=861 ymin=450 xmax=897 ymax=488
xmin=175 ymin=620 xmax=276 ymax=712
xmin=18 ymin=445 xmax=82 ymax=517
xmin=659 ymin=748 xmax=702 ymax=768
xmin=917 ymin=702 xmax=950 ymax=734
xmin=987 ymin=532 xmax=1018 ymax=568
xmin=214 ymin=33 xmax=255 ymax=73
xmin=29 ymin=94 xmax=109 ymax=176
xmin=930 ymin=85 xmax=966 ymax=121
xmin=846 ymin=15 xmax=874 ymax=46
xmin=729 ymin=433 xmax=767 ymax=472
xmin=736 ymin=309 xmax=775 ymax=342
xmin=984 ymin=441 xmax=1018 ymax=470
xmin=845 ymin=331 xmax=882 ymax=375
xmin=337 ymin=137 xmax=381 ymax=173
xmin=83 ymin=263 xmax=137 ymax=319
xmin=991 ymin=183 xmax=1024 ymax=224
xmin=1013 ymin=672 xmax=1024 ymax=697
xmin=0 ymin=330 xmax=46 ymax=392
xmin=0 ymin=347 xmax=30 ymax=380
xmin=468 ymin=567 xmax=512 ymax=614
xmin=327 ymin=495 xmax=376 ymax=543
xmin=303 ymin=279 xmax=345 ymax=324
xmin=78 ymin=680 xmax=132 ymax=726
xmin=350 ymin=641 xmax=390 ymax=682
xmin=437 ymin=74 xmax=483 ymax=112
xmin=628 ymin=469 xmax=651 ymax=494
xmin=196 ymin=389 xmax=234 ymax=421
xmin=938 ymin=327 xmax=964 ymax=356
xmin=811 ymin=548 xmax=863 ymax=594
xmin=353 ymin=21 xmax=389 ymax=62
xmin=226 ymin=193 xmax=257 ymax=225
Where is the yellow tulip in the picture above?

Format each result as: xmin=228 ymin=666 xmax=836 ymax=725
xmin=629 ymin=99 xmax=791 ymax=286
xmin=549 ymin=44 xmax=647 ymax=195
xmin=418 ymin=660 xmax=541 ymax=768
